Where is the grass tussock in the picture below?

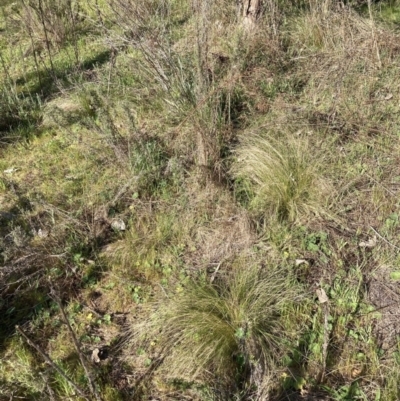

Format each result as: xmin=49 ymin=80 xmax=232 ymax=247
xmin=12 ymin=0 xmax=88 ymax=50
xmin=131 ymin=264 xmax=303 ymax=394
xmin=0 ymin=339 xmax=44 ymax=396
xmin=0 ymin=83 xmax=40 ymax=140
xmin=290 ymin=3 xmax=377 ymax=53
xmin=234 ymin=133 xmax=328 ymax=223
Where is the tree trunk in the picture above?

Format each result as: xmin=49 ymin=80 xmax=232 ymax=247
xmin=241 ymin=0 xmax=262 ymax=28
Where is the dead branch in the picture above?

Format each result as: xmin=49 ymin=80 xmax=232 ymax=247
xmin=53 ymin=291 xmax=103 ymax=401
xmin=15 ymin=325 xmax=88 ymax=399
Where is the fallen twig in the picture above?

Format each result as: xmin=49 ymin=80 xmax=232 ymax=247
xmin=210 ymin=261 xmax=222 ymax=283
xmin=365 ymin=173 xmax=396 ymax=197
xmin=15 ymin=325 xmax=88 ymax=399
xmin=370 ymin=226 xmax=400 ymax=252
xmin=40 ymin=371 xmax=56 ymax=401
xmin=316 ymin=288 xmax=330 ymax=384
xmin=54 ymin=291 xmax=103 ymax=401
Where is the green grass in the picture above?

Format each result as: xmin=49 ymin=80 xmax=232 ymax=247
xmin=2 ymin=0 xmax=400 ymax=400
xmin=0 ymin=338 xmax=44 ymax=398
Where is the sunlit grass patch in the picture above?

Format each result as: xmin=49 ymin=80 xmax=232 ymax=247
xmin=3 ymin=0 xmax=400 ymax=399
xmin=233 ymin=133 xmax=328 ymax=223
xmin=0 ymin=338 xmax=44 ymax=397
xmin=101 ymin=203 xmax=186 ymax=282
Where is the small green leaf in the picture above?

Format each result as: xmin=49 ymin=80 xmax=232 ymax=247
xmin=307 ymin=243 xmax=319 ymax=252
xmin=390 ymin=271 xmax=400 ymax=280
xmin=235 ymin=327 xmax=245 ymax=339
xmin=311 ymin=343 xmax=321 ymax=355
xmin=294 ymin=376 xmax=306 ymax=390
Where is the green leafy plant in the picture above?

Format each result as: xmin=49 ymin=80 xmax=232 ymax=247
xmin=385 ymin=213 xmax=399 ymax=229
xmin=324 ymin=381 xmax=368 ymax=401
xmin=302 ymin=229 xmax=331 ymax=263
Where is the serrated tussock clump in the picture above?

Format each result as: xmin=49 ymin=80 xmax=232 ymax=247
xmin=130 ymin=264 xmax=303 ymax=392
xmin=233 ymin=133 xmax=328 ymax=223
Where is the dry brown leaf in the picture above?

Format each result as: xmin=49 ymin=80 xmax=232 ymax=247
xmin=359 ymin=235 xmax=377 ymax=248
xmin=91 ymin=348 xmax=100 ymax=363
xmin=316 ymin=288 xmax=329 ymax=304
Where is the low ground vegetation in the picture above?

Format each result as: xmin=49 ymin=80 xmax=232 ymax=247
xmin=1 ymin=0 xmax=400 ymax=400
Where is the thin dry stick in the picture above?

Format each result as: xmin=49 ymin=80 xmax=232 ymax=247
xmin=210 ymin=261 xmax=222 ymax=283
xmin=365 ymin=173 xmax=395 ymax=196
xmin=37 ymin=0 xmax=57 ymax=79
xmin=15 ymin=325 xmax=88 ymax=399
xmin=316 ymin=288 xmax=330 ymax=384
xmin=367 ymin=0 xmax=381 ymax=68
xmin=40 ymin=372 xmax=56 ymax=401
xmin=194 ymin=0 xmax=210 ymax=95
xmin=172 ymin=70 xmax=241 ymax=137
xmin=94 ymin=0 xmax=104 ymax=27
xmin=20 ymin=0 xmax=42 ymax=81
xmin=370 ymin=226 xmax=400 ymax=251
xmin=321 ymin=301 xmax=329 ymax=382
xmin=54 ymin=293 xmax=103 ymax=401
xmin=68 ymin=0 xmax=80 ymax=66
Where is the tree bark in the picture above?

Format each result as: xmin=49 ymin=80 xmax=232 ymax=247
xmin=241 ymin=0 xmax=262 ymax=28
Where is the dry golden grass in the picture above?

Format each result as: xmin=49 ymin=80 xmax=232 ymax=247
xmin=233 ymin=132 xmax=330 ymax=223
xmin=126 ymin=262 xmax=304 ymax=396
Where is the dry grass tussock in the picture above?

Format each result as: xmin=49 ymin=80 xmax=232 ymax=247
xmin=192 ymin=210 xmax=254 ymax=268
xmin=9 ymin=0 xmax=87 ymax=55
xmin=126 ymin=263 xmax=303 ymax=394
xmin=291 ymin=3 xmax=379 ymax=54
xmin=233 ymin=132 xmax=330 ymax=223
xmin=289 ymin=2 xmax=400 ymax=128
xmin=288 ymin=6 xmax=400 ymax=226
xmin=253 ymin=3 xmax=400 ymax=227
xmin=291 ymin=3 xmax=400 ymax=86
xmin=174 ymin=177 xmax=255 ymax=269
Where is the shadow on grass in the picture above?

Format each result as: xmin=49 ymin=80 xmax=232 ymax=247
xmin=0 ymin=49 xmax=113 ymax=145
xmin=0 ymin=229 xmax=113 ymax=355
xmin=17 ymin=49 xmax=113 ymax=100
